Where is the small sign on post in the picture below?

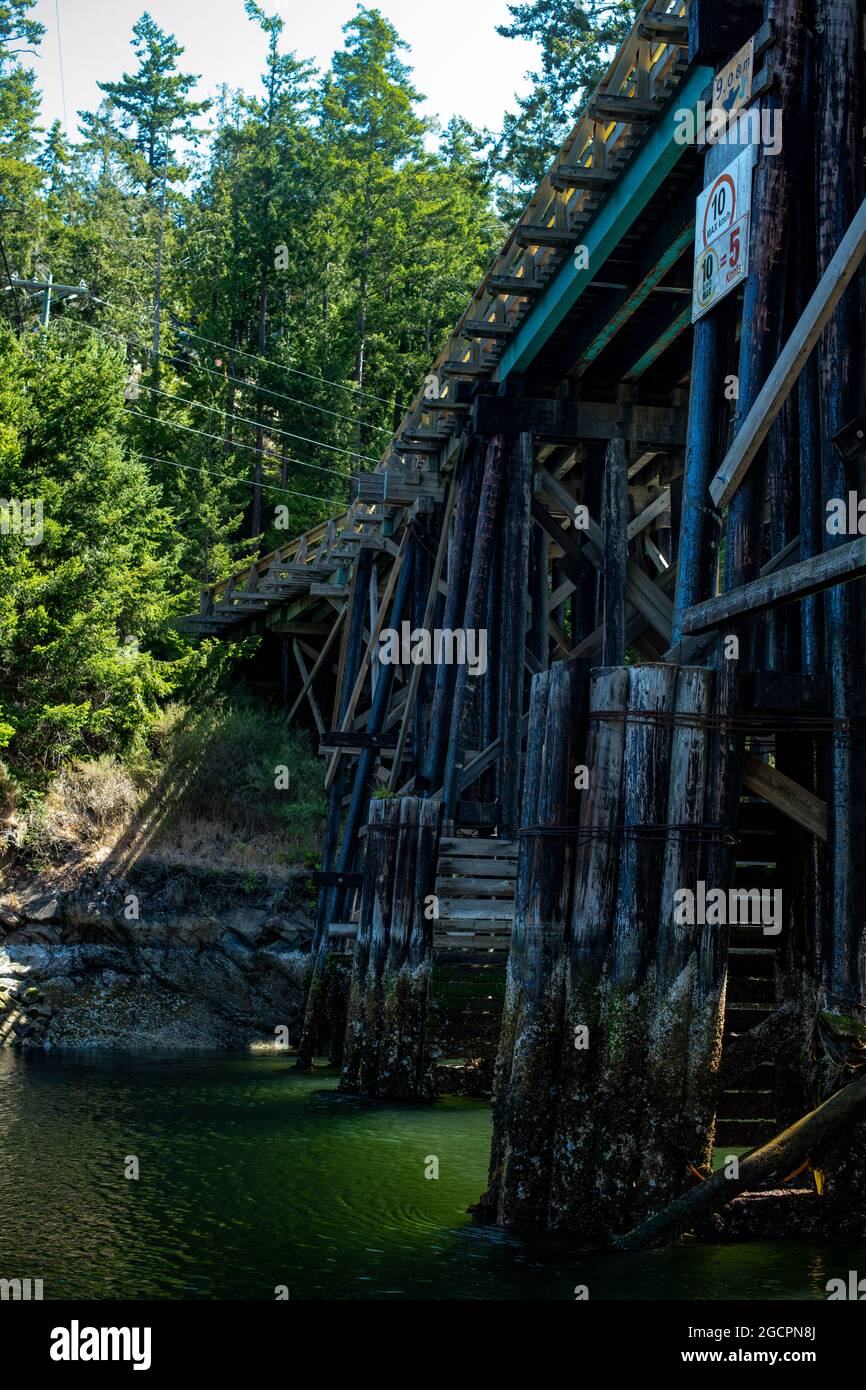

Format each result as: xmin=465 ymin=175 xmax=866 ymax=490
xmin=692 ymin=147 xmax=754 ymax=322
xmin=713 ymin=37 xmax=754 ymax=122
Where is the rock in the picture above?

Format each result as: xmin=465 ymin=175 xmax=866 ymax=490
xmin=20 ymin=895 xmax=60 ymax=923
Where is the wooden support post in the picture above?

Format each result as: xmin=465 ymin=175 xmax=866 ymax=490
xmin=299 ymin=549 xmax=373 ymax=1072
xmin=387 ymin=472 xmax=458 ymax=791
xmin=595 ymin=664 xmax=679 ymax=1233
xmin=442 ymin=435 xmax=507 ymax=828
xmin=482 ymin=520 xmax=501 ymax=802
xmin=671 ymin=136 xmax=738 ymax=643
xmin=422 ymin=440 xmax=483 ymax=791
xmin=298 ymin=538 xmax=415 ymax=1070
xmin=528 ymin=518 xmax=549 ymax=669
xmin=816 ymin=0 xmax=866 ymax=1015
xmin=642 ymin=666 xmax=714 ymax=1213
xmin=548 ymin=667 xmax=629 ymax=1234
xmin=477 ymin=658 xmax=589 ymax=1229
xmin=340 ymin=796 xmax=443 ymax=1099
xmin=602 ymin=438 xmax=628 ymax=664
xmin=497 ymin=433 xmax=534 ymax=836
xmin=572 ymin=451 xmax=602 ymax=644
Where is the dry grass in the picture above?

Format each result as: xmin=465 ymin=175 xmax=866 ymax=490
xmin=13 ymin=701 xmax=326 ymax=875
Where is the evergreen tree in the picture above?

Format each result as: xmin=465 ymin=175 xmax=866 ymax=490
xmin=0 ymin=0 xmax=45 ymax=272
xmin=495 ymin=0 xmax=639 ymax=219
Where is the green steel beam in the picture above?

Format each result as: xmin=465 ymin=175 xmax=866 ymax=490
xmin=496 ymin=63 xmax=713 ymax=381
xmin=573 ymin=220 xmax=694 ymax=376
xmin=623 ymin=304 xmax=693 ymax=381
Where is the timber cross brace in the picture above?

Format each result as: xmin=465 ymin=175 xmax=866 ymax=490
xmin=183 ymin=0 xmax=866 ymax=1245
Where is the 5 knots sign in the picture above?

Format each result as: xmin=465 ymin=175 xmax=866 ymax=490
xmin=692 ymin=147 xmax=754 ymax=322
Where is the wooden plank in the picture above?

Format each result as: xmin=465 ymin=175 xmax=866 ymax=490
xmin=709 ymin=193 xmax=866 ymax=510
xmin=387 ymin=469 xmax=458 ymax=790
xmin=681 ymin=535 xmax=866 ymax=636
xmin=473 ymin=395 xmax=687 ymax=449
xmin=741 ymin=751 xmax=827 ymax=841
xmin=550 ymin=164 xmax=616 ymax=191
xmin=438 ymin=901 xmax=516 ymax=921
xmin=293 ymin=640 xmax=325 ymax=736
xmin=438 ymin=838 xmax=517 ymax=859
xmin=325 ymin=531 xmax=409 ymax=790
xmin=435 ymin=877 xmax=516 ymax=896
xmin=603 ymin=438 xmax=628 ymax=665
xmin=287 ymin=604 xmax=345 ymax=724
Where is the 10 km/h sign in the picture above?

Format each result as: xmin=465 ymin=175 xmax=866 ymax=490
xmin=692 ymin=147 xmax=754 ymax=322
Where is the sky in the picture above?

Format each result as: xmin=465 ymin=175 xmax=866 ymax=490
xmin=31 ymin=0 xmax=539 ymax=141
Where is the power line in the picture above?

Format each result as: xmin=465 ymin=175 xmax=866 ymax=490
xmin=140 ymin=381 xmax=378 ymax=463
xmin=54 ymin=0 xmax=68 ymax=134
xmin=0 ymin=229 xmax=24 ymax=332
xmin=137 ymin=453 xmax=345 ymax=508
xmin=137 ymin=385 xmax=353 ymax=479
xmin=125 ymin=410 xmax=358 ymax=493
xmin=175 ymin=324 xmax=410 ymax=412
xmin=61 ymin=316 xmax=394 ymax=436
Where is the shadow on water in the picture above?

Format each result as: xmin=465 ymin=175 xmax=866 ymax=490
xmin=1 ymin=1049 xmax=863 ymax=1300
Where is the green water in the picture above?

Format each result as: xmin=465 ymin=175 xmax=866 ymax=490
xmin=0 ymin=1050 xmax=861 ymax=1301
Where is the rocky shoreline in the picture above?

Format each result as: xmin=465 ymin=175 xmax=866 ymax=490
xmin=0 ymin=859 xmax=314 ymax=1049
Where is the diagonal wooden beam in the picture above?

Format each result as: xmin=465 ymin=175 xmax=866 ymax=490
xmin=387 ymin=471 xmax=459 ymax=791
xmin=325 ymin=529 xmax=410 ymax=790
xmin=288 ymin=605 xmax=346 ymax=725
xmin=710 ymin=193 xmax=866 ymax=509
xmin=741 ymin=751 xmax=827 ymax=841
xmin=536 ymin=466 xmax=674 ymax=641
xmin=293 ymin=641 xmax=325 ymax=737
xmin=681 ymin=535 xmax=866 ymax=636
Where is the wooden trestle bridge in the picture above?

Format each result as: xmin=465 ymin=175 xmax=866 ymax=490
xmin=184 ymin=0 xmax=866 ymax=1243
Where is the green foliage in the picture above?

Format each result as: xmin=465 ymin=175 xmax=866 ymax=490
xmin=0 ymin=0 xmax=621 ymax=816
xmin=495 ymin=0 xmax=639 ymax=218
xmin=146 ymin=699 xmax=325 ymax=848
xmin=0 ymin=329 xmax=180 ymax=777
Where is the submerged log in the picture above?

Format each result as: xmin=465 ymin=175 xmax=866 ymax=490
xmin=477 ymin=658 xmax=589 ymax=1228
xmin=616 ymin=1069 xmax=866 ymax=1252
xmin=340 ymin=795 xmax=442 ymax=1099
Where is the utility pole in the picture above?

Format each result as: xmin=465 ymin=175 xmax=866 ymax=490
xmin=6 ymin=273 xmax=88 ymax=326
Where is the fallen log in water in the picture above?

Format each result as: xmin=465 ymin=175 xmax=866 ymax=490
xmin=615 ymin=1070 xmax=866 ymax=1251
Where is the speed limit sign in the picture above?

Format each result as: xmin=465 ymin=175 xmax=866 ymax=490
xmin=692 ymin=147 xmax=754 ymax=321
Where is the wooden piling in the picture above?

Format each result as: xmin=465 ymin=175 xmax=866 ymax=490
xmin=422 ymin=440 xmax=483 ymax=792
xmin=602 ymin=438 xmax=628 ymax=665
xmin=594 ymin=663 xmax=678 ymax=1232
xmin=497 ymin=433 xmax=534 ymax=837
xmin=642 ymin=665 xmax=714 ymax=1212
xmin=443 ymin=434 xmax=507 ymax=827
xmin=478 ymin=658 xmax=588 ymax=1228
xmin=340 ymin=795 xmax=443 ymax=1099
xmin=548 ymin=665 xmax=629 ymax=1234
